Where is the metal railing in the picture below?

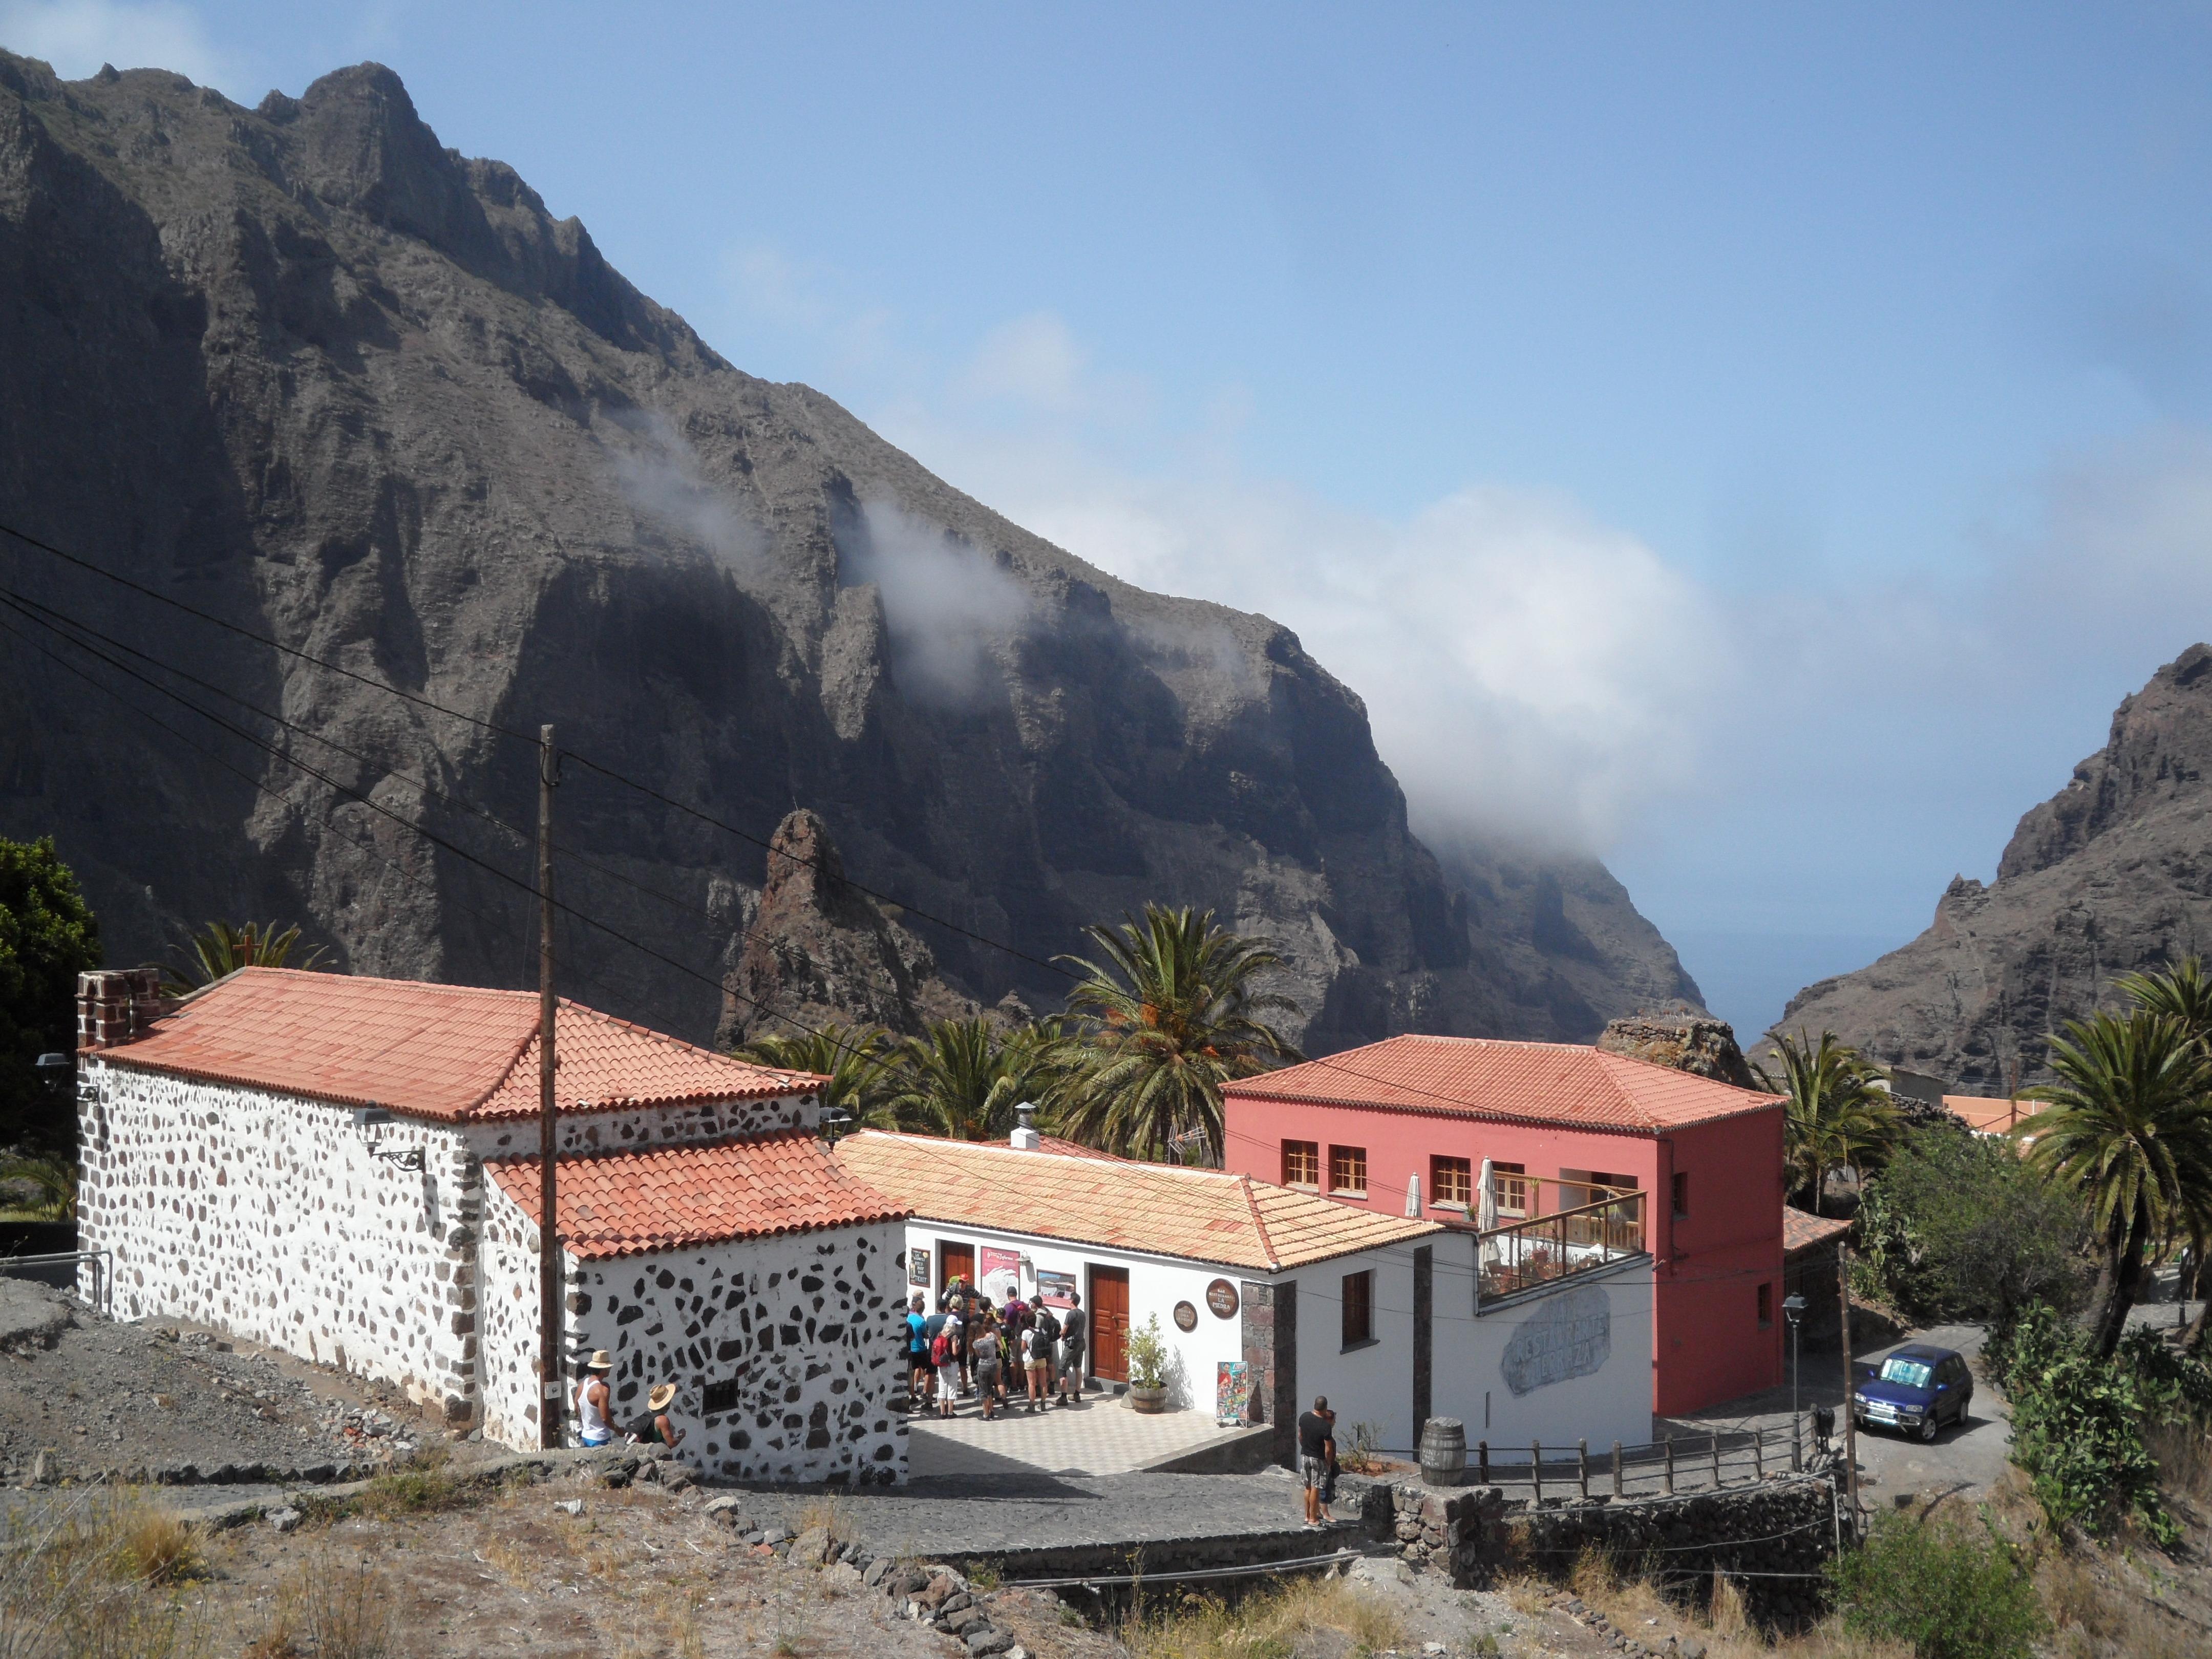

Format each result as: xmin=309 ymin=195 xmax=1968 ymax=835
xmin=1475 ymin=1191 xmax=1644 ymax=1309
xmin=0 ymin=1248 xmax=111 ymax=1314
xmin=1380 ymin=1418 xmax=1832 ymax=1502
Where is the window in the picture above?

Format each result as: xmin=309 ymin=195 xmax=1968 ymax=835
xmin=701 ymin=1377 xmax=740 ymax=1415
xmin=1282 ymin=1140 xmax=1320 ymax=1189
xmin=1561 ymin=1168 xmax=1635 ymax=1208
xmin=1342 ymin=1269 xmax=1374 ymax=1349
xmin=1757 ymin=1283 xmax=1773 ymax=1329
xmin=1672 ymin=1172 xmax=1690 ymax=1218
xmin=1492 ymin=1161 xmax=1529 ymax=1217
xmin=1431 ymin=1156 xmax=1471 ymax=1210
xmin=1329 ymin=1145 xmax=1368 ymax=1197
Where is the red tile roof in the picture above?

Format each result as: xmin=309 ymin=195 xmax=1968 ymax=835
xmin=833 ymin=1130 xmax=1438 ymax=1271
xmin=95 ymin=967 xmax=818 ymax=1122
xmin=487 ymin=1131 xmax=905 ymax=1258
xmin=1223 ymin=1035 xmax=1783 ymax=1135
xmin=1942 ymin=1094 xmax=2047 ymax=1135
xmin=1782 ymin=1207 xmax=1852 ymax=1256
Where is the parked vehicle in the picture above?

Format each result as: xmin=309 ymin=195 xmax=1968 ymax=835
xmin=1852 ymin=1344 xmax=1972 ymax=1442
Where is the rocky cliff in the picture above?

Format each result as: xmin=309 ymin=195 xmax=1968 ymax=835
xmin=0 ymin=55 xmax=1697 ymax=1051
xmin=1776 ymin=644 xmax=2212 ymax=1089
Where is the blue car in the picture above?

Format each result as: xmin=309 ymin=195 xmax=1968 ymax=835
xmin=1852 ymin=1344 xmax=1973 ymax=1442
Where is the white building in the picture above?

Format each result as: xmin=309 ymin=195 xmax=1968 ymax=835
xmin=834 ymin=1127 xmax=1652 ymax=1461
xmin=72 ymin=966 xmax=911 ymax=1484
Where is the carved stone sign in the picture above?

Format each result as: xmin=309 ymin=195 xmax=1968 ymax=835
xmin=1205 ymin=1278 xmax=1240 ymax=1320
xmin=1499 ymin=1283 xmax=1611 ymax=1396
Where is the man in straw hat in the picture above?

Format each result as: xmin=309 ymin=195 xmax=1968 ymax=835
xmin=576 ymin=1350 xmax=616 ymax=1447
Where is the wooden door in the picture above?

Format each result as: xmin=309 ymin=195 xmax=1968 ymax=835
xmin=1089 ymin=1265 xmax=1131 ymax=1382
xmin=939 ymin=1241 xmax=974 ymax=1299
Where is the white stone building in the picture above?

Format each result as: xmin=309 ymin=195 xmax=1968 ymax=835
xmin=72 ymin=966 xmax=911 ymax=1483
xmin=834 ymin=1128 xmax=1653 ymax=1462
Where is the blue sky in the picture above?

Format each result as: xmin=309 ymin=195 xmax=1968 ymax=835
xmin=11 ymin=2 xmax=2212 ymax=1037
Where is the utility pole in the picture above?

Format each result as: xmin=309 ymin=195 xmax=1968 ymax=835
xmin=1838 ymin=1243 xmax=1860 ymax=1537
xmin=537 ymin=724 xmax=561 ymax=1451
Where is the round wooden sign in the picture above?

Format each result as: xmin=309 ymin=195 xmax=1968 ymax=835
xmin=1205 ymin=1278 xmax=1240 ymax=1320
xmin=1173 ymin=1300 xmax=1198 ymax=1332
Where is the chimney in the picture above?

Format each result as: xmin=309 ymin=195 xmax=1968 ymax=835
xmin=1010 ymin=1101 xmax=1040 ymax=1152
xmin=77 ymin=966 xmax=172 ymax=1050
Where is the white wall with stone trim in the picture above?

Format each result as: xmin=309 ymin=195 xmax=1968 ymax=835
xmin=464 ymin=1092 xmax=818 ymax=1161
xmin=480 ymin=1178 xmax=907 ymax=1480
xmin=75 ymin=1058 xmax=482 ymax=1419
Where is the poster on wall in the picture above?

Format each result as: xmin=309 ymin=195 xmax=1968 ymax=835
xmin=1216 ymin=1360 xmax=1252 ymax=1428
xmin=908 ymin=1247 xmax=930 ymax=1288
xmin=979 ymin=1247 xmax=1022 ymax=1303
xmin=1035 ymin=1269 xmax=1077 ymax=1307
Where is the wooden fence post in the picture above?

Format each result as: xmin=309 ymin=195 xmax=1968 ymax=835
xmin=1664 ymin=1434 xmax=1674 ymax=1495
xmin=1611 ymin=1441 xmax=1623 ymax=1499
xmin=1532 ymin=1440 xmax=1543 ymax=1504
xmin=1578 ymin=1438 xmax=1589 ymax=1501
xmin=1478 ymin=1440 xmax=1490 ymax=1484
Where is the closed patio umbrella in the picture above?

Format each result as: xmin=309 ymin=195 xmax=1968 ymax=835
xmin=1476 ymin=1157 xmax=1498 ymax=1232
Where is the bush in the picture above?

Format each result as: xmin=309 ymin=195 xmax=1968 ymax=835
xmin=1996 ymin=1305 xmax=2176 ymax=1544
xmin=1829 ymin=1509 xmax=2046 ymax=1659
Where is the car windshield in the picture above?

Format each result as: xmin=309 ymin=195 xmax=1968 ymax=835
xmin=1879 ymin=1357 xmax=1934 ymax=1388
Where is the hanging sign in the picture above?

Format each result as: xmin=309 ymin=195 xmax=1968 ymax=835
xmin=1173 ymin=1301 xmax=1199 ymax=1332
xmin=907 ymin=1247 xmax=930 ymax=1288
xmin=1205 ymin=1278 xmax=1240 ymax=1320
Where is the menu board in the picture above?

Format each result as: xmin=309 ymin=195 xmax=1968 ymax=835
xmin=1035 ymin=1268 xmax=1077 ymax=1307
xmin=1216 ymin=1360 xmax=1252 ymax=1428
xmin=907 ymin=1247 xmax=930 ymax=1288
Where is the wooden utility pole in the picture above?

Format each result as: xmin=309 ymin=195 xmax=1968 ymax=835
xmin=537 ymin=724 xmax=561 ymax=1450
xmin=1838 ymin=1243 xmax=1861 ymax=1534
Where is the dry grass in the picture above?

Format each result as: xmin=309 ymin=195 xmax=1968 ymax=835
xmin=357 ymin=1445 xmax=464 ymax=1518
xmin=0 ymin=1491 xmax=211 ymax=1659
xmin=250 ymin=1548 xmax=393 ymax=1659
xmin=2146 ymin=1418 xmax=2212 ymax=1509
xmin=1121 ymin=1575 xmax=1406 ymax=1659
xmin=794 ymin=1495 xmax=850 ymax=1542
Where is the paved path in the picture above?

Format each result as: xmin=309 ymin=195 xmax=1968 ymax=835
xmin=907 ymin=1395 xmax=1240 ymax=1477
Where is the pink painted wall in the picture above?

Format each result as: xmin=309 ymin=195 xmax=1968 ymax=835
xmin=1220 ymin=1095 xmax=1785 ymax=1415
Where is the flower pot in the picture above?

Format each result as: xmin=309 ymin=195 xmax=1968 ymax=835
xmin=1128 ymin=1385 xmax=1168 ymax=1414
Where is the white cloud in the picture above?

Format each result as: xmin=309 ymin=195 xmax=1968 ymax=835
xmin=0 ymin=0 xmax=241 ymax=94
xmin=608 ymin=411 xmax=764 ymax=577
xmin=959 ymin=312 xmax=1089 ymax=412
xmin=842 ymin=499 xmax=1034 ymax=709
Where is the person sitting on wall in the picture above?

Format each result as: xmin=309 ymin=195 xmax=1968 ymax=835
xmin=575 ymin=1350 xmax=616 ymax=1448
xmin=626 ymin=1382 xmax=683 ymax=1450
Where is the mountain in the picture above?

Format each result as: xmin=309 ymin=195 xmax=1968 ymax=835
xmin=0 ymin=54 xmax=1697 ymax=1052
xmin=1775 ymin=645 xmax=2212 ymax=1089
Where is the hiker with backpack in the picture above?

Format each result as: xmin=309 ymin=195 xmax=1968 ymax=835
xmin=625 ymin=1382 xmax=683 ymax=1451
xmin=1057 ymin=1291 xmax=1087 ymax=1404
xmin=933 ymin=1310 xmax=964 ymax=1418
xmin=971 ymin=1312 xmax=1005 ymax=1421
xmin=904 ymin=1293 xmax=930 ymax=1410
xmin=1029 ymin=1300 xmax=1061 ymax=1411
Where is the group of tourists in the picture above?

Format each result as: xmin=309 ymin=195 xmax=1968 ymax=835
xmin=905 ymin=1276 xmax=1089 ymax=1418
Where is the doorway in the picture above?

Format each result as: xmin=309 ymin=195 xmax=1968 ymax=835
xmin=1089 ymin=1265 xmax=1131 ymax=1383
xmin=940 ymin=1241 xmax=974 ymax=1299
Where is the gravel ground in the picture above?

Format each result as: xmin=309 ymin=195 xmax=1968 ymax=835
xmin=0 ymin=1278 xmax=441 ymax=1487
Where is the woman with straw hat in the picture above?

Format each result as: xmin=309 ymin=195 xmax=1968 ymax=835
xmin=627 ymin=1382 xmax=684 ymax=1451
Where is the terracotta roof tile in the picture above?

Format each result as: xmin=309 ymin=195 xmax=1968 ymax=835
xmin=1224 ymin=1035 xmax=1783 ymax=1135
xmin=97 ymin=967 xmax=817 ymax=1121
xmin=486 ymin=1131 xmax=905 ymax=1258
xmin=1782 ymin=1206 xmax=1852 ymax=1255
xmin=833 ymin=1130 xmax=1437 ymax=1271
xmin=1942 ymin=1094 xmax=2047 ymax=1135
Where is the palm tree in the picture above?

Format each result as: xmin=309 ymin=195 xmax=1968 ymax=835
xmin=164 ymin=920 xmax=328 ymax=993
xmin=1052 ymin=904 xmax=1302 ymax=1164
xmin=1754 ymin=1031 xmax=1904 ymax=1216
xmin=2023 ymin=1009 xmax=2212 ymax=1356
xmin=736 ymin=1023 xmax=896 ymax=1129
xmin=881 ymin=1017 xmax=1064 ymax=1141
xmin=2115 ymin=958 xmax=2212 ymax=1332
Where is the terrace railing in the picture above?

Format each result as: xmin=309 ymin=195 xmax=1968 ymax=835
xmin=1475 ymin=1190 xmax=1644 ymax=1310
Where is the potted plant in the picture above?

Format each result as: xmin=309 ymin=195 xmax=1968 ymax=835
xmin=1125 ymin=1314 xmax=1170 ymax=1413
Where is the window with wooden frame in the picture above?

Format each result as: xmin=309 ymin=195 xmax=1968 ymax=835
xmin=1328 ymin=1144 xmax=1368 ymax=1198
xmin=1492 ymin=1161 xmax=1529 ymax=1217
xmin=1281 ymin=1140 xmax=1320 ymax=1189
xmin=1430 ymin=1155 xmax=1472 ymax=1210
xmin=1341 ymin=1268 xmax=1374 ymax=1349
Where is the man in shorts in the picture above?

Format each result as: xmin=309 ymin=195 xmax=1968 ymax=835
xmin=904 ymin=1294 xmax=930 ymax=1409
xmin=1056 ymin=1291 xmax=1087 ymax=1405
xmin=971 ymin=1313 xmax=1005 ymax=1421
xmin=1296 ymin=1395 xmax=1334 ymax=1528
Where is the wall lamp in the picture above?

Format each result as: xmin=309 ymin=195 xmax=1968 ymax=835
xmin=370 ymin=1144 xmax=427 ymax=1172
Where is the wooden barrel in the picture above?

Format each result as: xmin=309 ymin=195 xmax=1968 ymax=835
xmin=1418 ymin=1417 xmax=1466 ymax=1485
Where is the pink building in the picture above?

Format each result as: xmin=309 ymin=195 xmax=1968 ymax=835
xmin=1221 ymin=1036 xmax=1788 ymax=1416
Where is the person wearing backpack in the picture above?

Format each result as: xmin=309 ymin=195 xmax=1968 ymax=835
xmin=1056 ymin=1291 xmax=1087 ymax=1405
xmin=971 ymin=1314 xmax=1005 ymax=1421
xmin=904 ymin=1294 xmax=930 ymax=1410
xmin=933 ymin=1311 xmax=964 ymax=1418
xmin=1029 ymin=1302 xmax=1061 ymax=1411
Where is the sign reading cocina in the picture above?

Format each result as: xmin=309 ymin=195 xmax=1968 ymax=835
xmin=1205 ymin=1278 xmax=1240 ymax=1319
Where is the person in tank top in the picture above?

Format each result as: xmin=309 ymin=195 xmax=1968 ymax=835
xmin=576 ymin=1350 xmax=616 ymax=1446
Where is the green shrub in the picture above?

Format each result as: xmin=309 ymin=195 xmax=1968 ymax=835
xmin=1997 ymin=1305 xmax=2176 ymax=1544
xmin=1829 ymin=1509 xmax=2046 ymax=1659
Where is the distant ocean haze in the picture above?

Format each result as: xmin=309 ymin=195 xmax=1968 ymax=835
xmin=1665 ymin=930 xmax=1906 ymax=1047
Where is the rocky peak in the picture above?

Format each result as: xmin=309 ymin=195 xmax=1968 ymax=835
xmin=1597 ymin=1003 xmax=1757 ymax=1090
xmin=714 ymin=811 xmax=975 ymax=1050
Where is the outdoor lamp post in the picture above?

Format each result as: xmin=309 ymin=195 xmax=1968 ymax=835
xmin=1782 ymin=1291 xmax=1806 ymax=1422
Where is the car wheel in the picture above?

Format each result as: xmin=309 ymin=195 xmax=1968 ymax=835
xmin=1919 ymin=1414 xmax=1939 ymax=1443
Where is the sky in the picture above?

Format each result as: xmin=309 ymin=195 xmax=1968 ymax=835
xmin=9 ymin=1 xmax=2212 ymax=1035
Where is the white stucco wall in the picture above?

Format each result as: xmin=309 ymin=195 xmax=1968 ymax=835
xmin=1287 ymin=1241 xmax=1422 ymax=1454
xmin=75 ymin=1058 xmax=481 ymax=1419
xmin=902 ymin=1221 xmax=1254 ymax=1415
xmin=480 ymin=1180 xmax=906 ymax=1481
xmin=1433 ymin=1258 xmax=1654 ymax=1455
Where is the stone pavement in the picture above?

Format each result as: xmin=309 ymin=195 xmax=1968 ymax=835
xmin=906 ymin=1394 xmax=1241 ymax=1477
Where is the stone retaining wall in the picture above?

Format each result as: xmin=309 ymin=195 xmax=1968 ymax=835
xmin=1373 ymin=1473 xmax=1839 ymax=1628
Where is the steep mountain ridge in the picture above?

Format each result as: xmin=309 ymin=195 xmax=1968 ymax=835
xmin=1776 ymin=644 xmax=2212 ymax=1088
xmin=0 ymin=54 xmax=1695 ymax=1050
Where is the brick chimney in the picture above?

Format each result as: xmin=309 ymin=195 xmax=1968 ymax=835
xmin=77 ymin=966 xmax=172 ymax=1049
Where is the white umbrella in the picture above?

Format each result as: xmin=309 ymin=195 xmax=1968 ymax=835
xmin=1476 ymin=1158 xmax=1498 ymax=1232
xmin=1405 ymin=1173 xmax=1422 ymax=1217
